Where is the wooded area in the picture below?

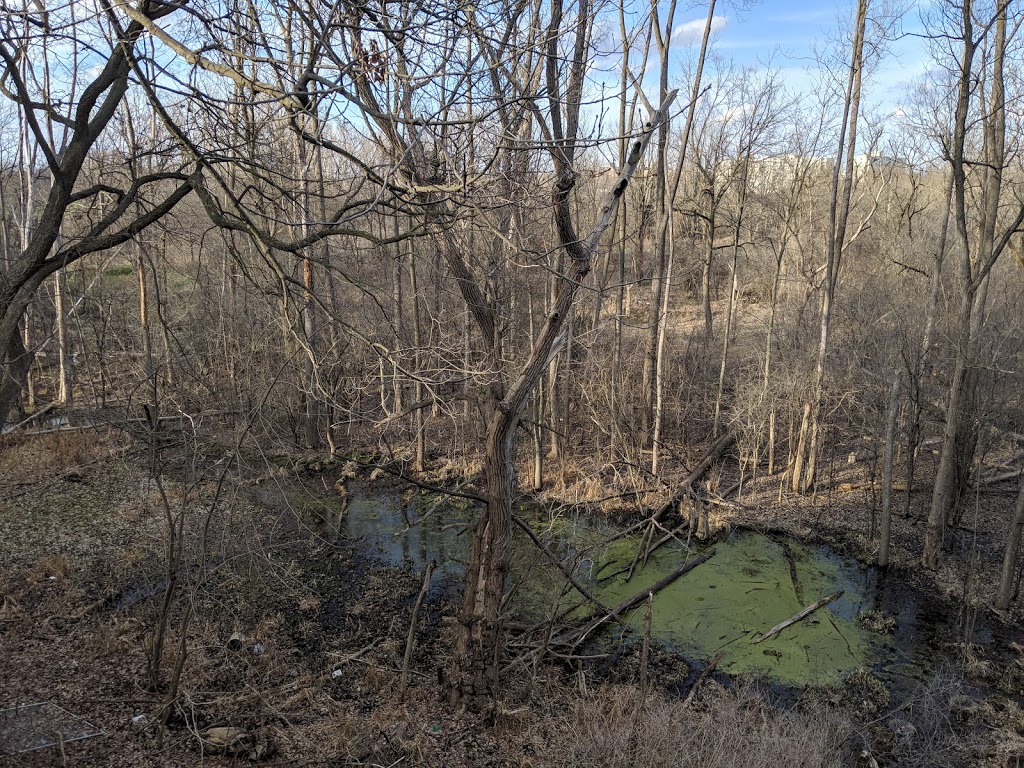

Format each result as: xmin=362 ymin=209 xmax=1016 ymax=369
xmin=2 ymin=0 xmax=1024 ymax=764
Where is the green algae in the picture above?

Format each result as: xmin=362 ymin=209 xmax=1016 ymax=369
xmin=505 ymin=518 xmax=874 ymax=686
xmin=589 ymin=532 xmax=873 ymax=686
xmin=336 ymin=488 xmax=875 ymax=687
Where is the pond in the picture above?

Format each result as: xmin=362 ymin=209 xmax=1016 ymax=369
xmin=309 ymin=484 xmax=952 ymax=689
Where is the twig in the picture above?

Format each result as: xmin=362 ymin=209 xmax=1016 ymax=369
xmin=512 ymin=514 xmax=628 ymax=630
xmin=682 ymin=649 xmax=726 ymax=708
xmin=400 ymin=561 xmax=434 ymax=700
xmin=752 ymin=590 xmax=844 ymax=644
xmin=77 ymin=698 xmax=159 ymax=705
xmin=328 ymin=641 xmax=377 ymax=662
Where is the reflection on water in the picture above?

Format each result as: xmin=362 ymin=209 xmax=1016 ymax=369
xmin=343 ymin=493 xmax=471 ymax=583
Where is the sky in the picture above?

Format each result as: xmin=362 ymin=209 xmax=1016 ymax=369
xmin=659 ymin=0 xmax=933 ymax=118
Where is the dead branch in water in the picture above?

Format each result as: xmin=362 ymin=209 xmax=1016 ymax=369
xmin=752 ymin=590 xmax=844 ymax=644
xmin=552 ymin=548 xmax=717 ymax=649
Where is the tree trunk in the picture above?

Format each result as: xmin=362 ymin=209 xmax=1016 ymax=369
xmin=448 ymin=86 xmax=678 ymax=706
xmin=651 ymin=213 xmax=674 ymax=475
xmin=0 ymin=5 xmax=189 ymax=426
xmin=0 ymin=332 xmax=32 ymax=428
xmin=451 ymin=409 xmax=516 ymax=703
xmin=791 ymin=0 xmax=868 ymax=494
xmin=137 ymin=241 xmax=154 ymax=383
xmin=995 ymin=473 xmax=1024 ymax=610
xmin=641 ymin=0 xmax=676 ymax=444
xmin=879 ymin=369 xmax=901 ymax=568
xmin=924 ymin=299 xmax=974 ymax=566
xmin=714 ymin=146 xmax=753 ymax=436
xmin=409 ymin=238 xmax=426 ymax=472
xmin=701 ymin=202 xmax=715 ymax=337
xmin=54 ymin=270 xmax=70 ymax=405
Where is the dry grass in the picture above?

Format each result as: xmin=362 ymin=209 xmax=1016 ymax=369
xmin=553 ymin=682 xmax=851 ymax=768
xmin=26 ymin=553 xmax=69 ymax=584
xmin=881 ymin=665 xmax=982 ymax=768
xmin=0 ymin=429 xmax=105 ymax=484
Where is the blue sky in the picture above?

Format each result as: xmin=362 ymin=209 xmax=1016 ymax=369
xmin=663 ymin=0 xmax=932 ymax=116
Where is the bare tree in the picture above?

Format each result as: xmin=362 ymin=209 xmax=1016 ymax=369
xmin=791 ymin=0 xmax=870 ymax=494
xmin=643 ymin=0 xmax=716 ymax=450
xmin=923 ymin=0 xmax=1024 ymax=568
xmin=0 ymin=0 xmax=193 ymax=426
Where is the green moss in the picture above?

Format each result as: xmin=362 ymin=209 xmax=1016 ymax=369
xmin=102 ymin=263 xmax=134 ymax=279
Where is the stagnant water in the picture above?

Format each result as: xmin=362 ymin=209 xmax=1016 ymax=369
xmin=303 ymin=485 xmax=953 ymax=688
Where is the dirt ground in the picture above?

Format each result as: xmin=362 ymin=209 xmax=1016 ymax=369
xmin=2 ymin=424 xmax=1024 ymax=767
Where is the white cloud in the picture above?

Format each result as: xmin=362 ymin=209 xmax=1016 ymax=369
xmin=716 ymin=104 xmax=749 ymax=124
xmin=671 ymin=15 xmax=728 ymax=46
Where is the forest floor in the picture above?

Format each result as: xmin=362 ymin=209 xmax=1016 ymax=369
xmin=1 ymin=422 xmax=1024 ymax=766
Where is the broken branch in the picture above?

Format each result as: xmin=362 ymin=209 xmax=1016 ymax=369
xmin=752 ymin=590 xmax=844 ymax=644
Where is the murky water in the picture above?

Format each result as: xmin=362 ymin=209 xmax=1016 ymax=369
xmin=342 ymin=492 xmax=471 ymax=584
xmin=288 ymin=483 xmax=953 ymax=689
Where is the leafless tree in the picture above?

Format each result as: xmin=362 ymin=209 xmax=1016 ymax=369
xmin=923 ymin=0 xmax=1024 ymax=568
xmin=0 ymin=0 xmax=194 ymax=426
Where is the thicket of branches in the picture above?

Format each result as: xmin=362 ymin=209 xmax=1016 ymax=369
xmin=2 ymin=0 xmax=1024 ymax=701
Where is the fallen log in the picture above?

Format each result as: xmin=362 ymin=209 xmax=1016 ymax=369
xmin=619 ymin=430 xmax=737 ymax=579
xmin=560 ymin=547 xmax=717 ymax=648
xmin=593 ymin=429 xmax=738 ymax=553
xmin=837 ymin=482 xmax=919 ymax=493
xmin=752 ymin=590 xmax=843 ymax=644
xmin=977 ymin=469 xmax=1023 ymax=486
xmin=653 ymin=429 xmax=738 ymax=523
